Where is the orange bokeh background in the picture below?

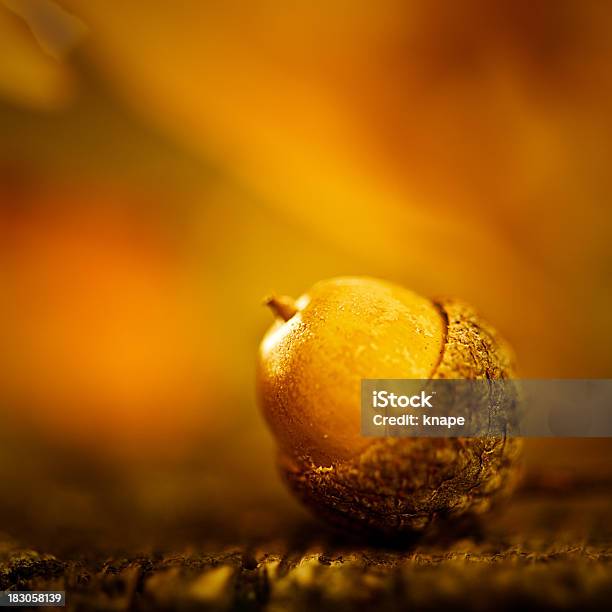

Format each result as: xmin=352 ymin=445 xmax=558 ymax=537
xmin=1 ymin=0 xmax=611 ymax=546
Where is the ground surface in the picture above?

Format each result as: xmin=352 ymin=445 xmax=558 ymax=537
xmin=1 ymin=473 xmax=611 ymax=611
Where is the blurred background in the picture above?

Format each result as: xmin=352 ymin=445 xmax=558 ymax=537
xmin=1 ymin=0 xmax=611 ymax=553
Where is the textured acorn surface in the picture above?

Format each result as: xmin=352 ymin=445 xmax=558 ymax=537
xmin=277 ymin=297 xmax=523 ymax=535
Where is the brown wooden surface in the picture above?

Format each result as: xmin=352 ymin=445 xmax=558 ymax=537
xmin=1 ymin=476 xmax=611 ymax=612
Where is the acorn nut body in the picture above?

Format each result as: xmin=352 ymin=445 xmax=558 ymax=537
xmin=257 ymin=277 xmax=522 ymax=535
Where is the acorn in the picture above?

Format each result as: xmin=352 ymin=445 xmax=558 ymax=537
xmin=257 ymin=277 xmax=522 ymax=535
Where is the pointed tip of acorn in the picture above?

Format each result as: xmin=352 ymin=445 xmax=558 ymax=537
xmin=264 ymin=294 xmax=298 ymax=322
